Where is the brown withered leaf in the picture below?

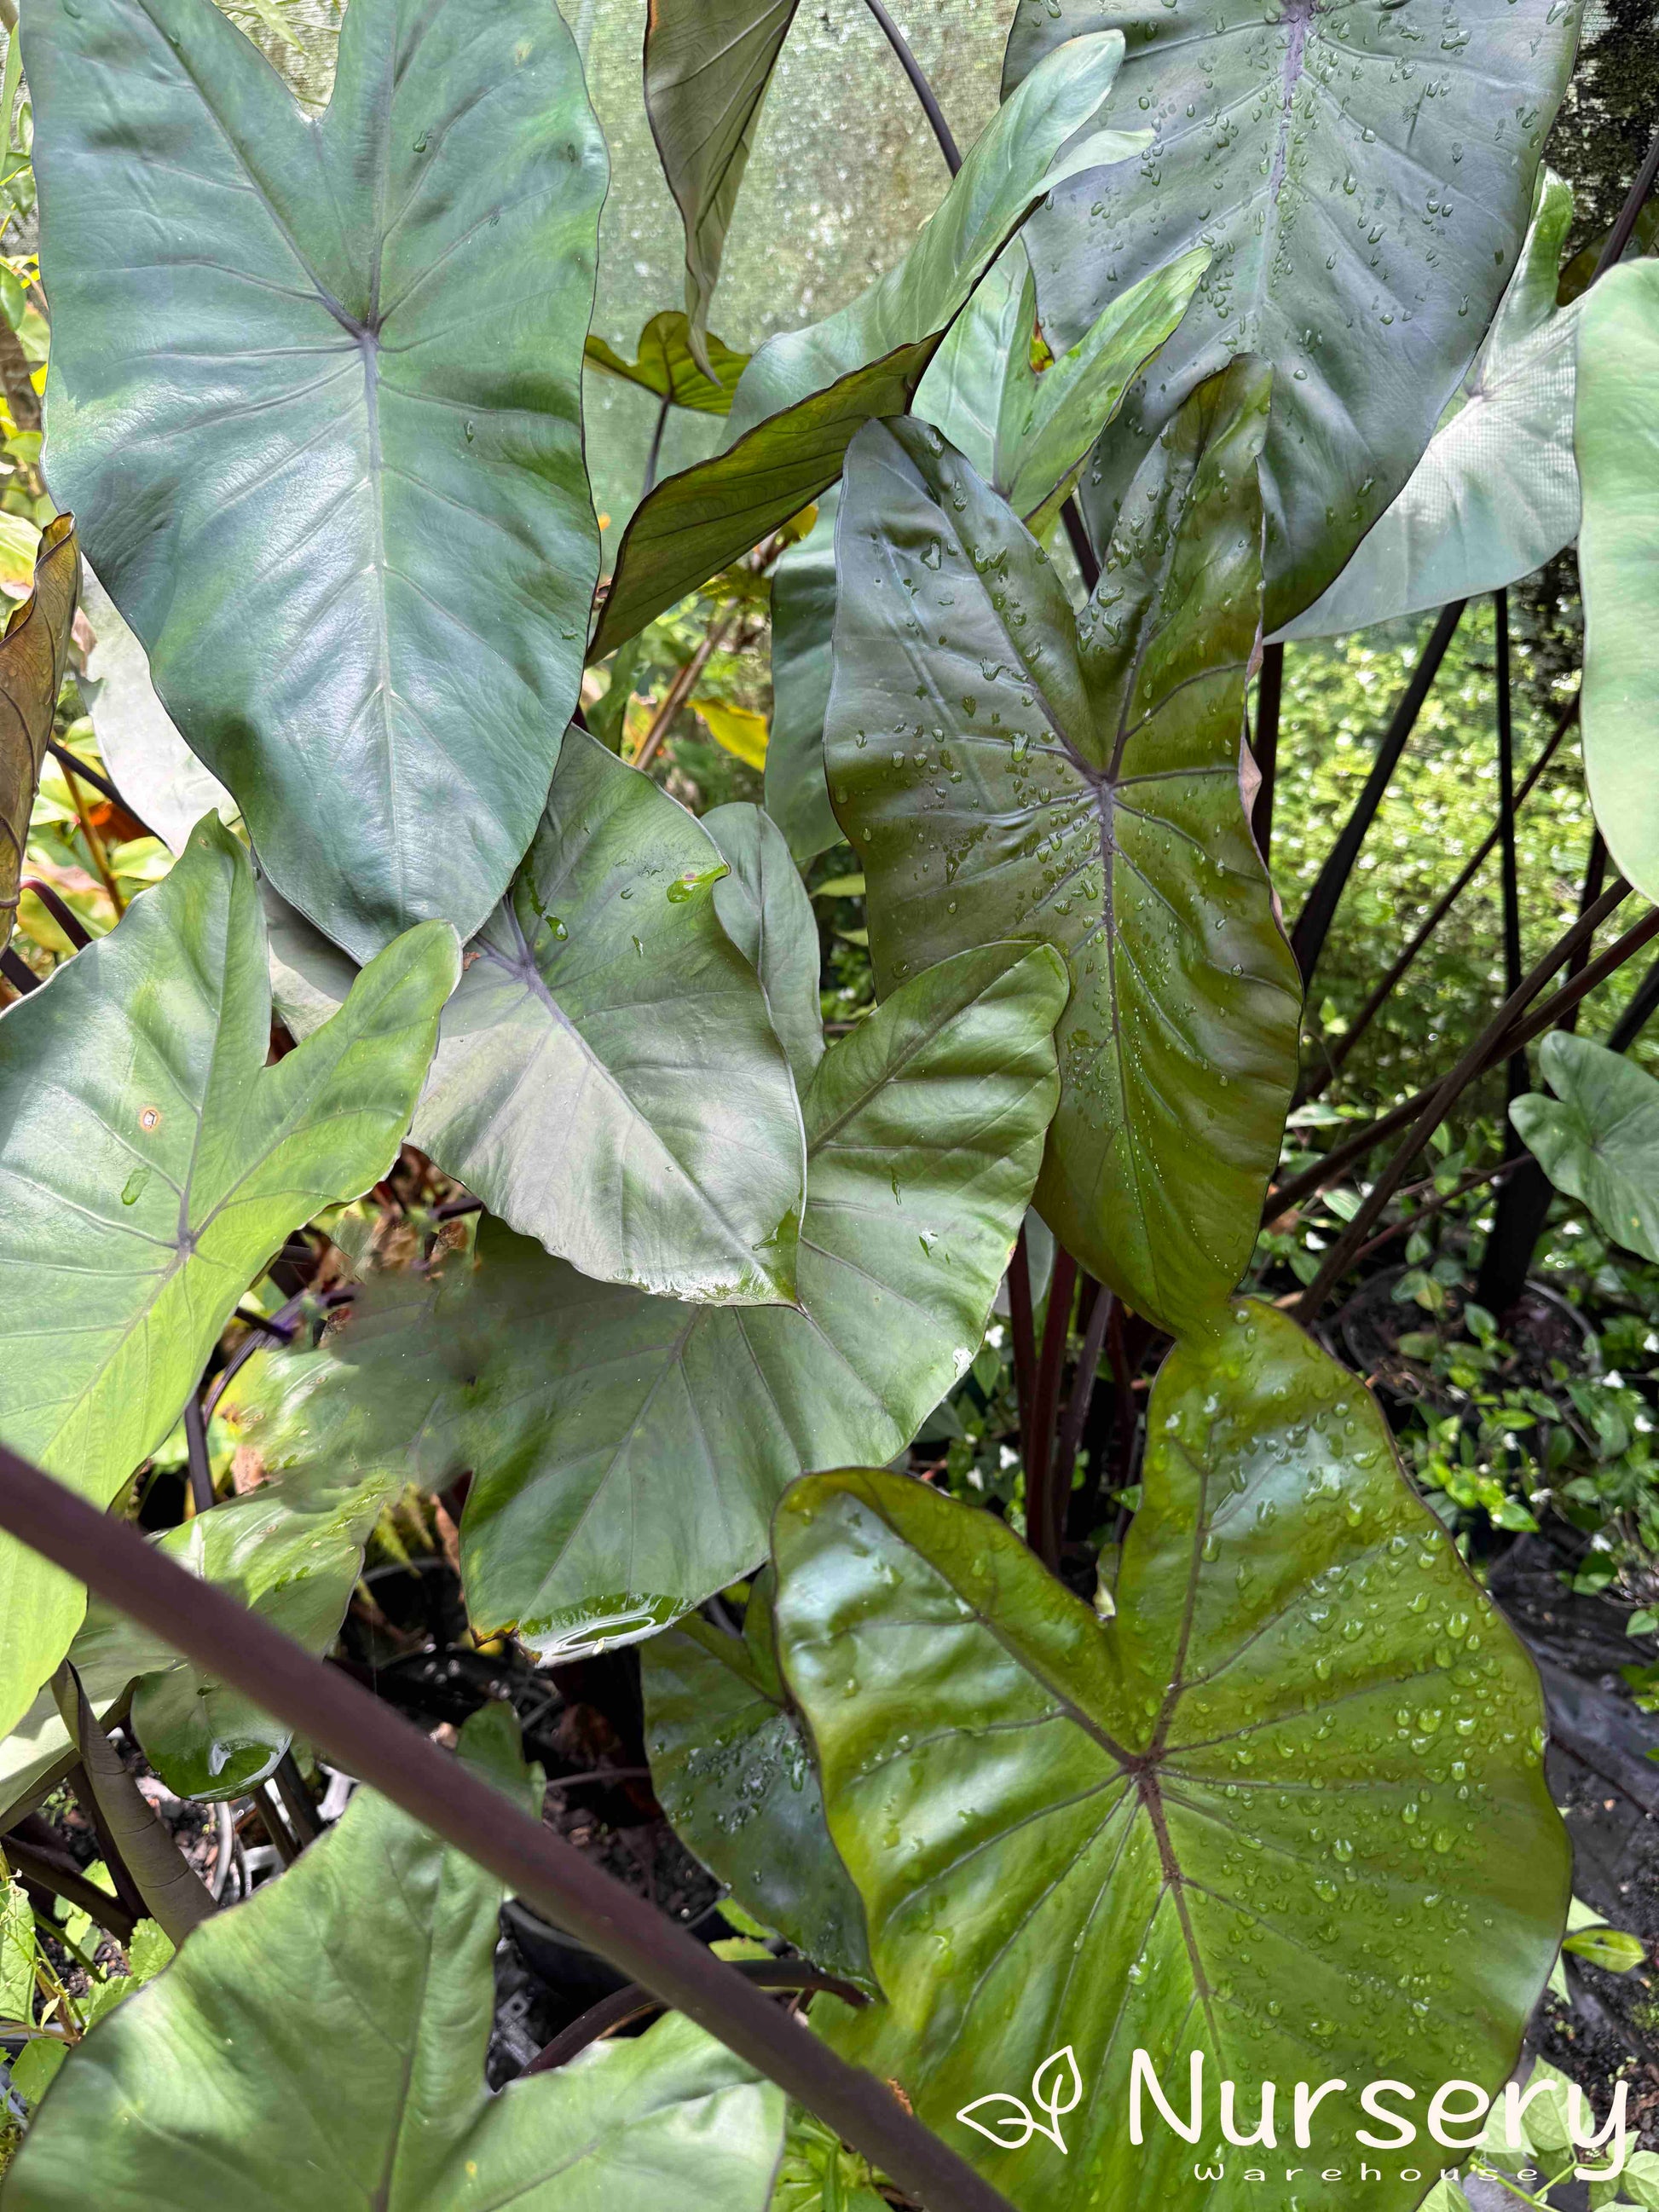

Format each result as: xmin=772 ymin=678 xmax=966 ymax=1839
xmin=0 ymin=513 xmax=78 ymax=956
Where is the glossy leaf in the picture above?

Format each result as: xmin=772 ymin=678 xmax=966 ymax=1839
xmin=0 ymin=514 xmax=77 ymax=956
xmin=1575 ymin=259 xmax=1659 ymax=906
xmin=1281 ymin=171 xmax=1585 ymax=640
xmin=587 ymin=312 xmax=751 ymax=415
xmin=703 ymin=800 xmax=824 ymax=1096
xmin=589 ymin=346 xmax=937 ymax=664
xmin=825 ymin=376 xmax=1300 ymax=1337
xmin=78 ymin=563 xmax=231 ymax=858
xmin=915 ymin=244 xmax=1208 ymax=534
xmin=1512 ymin=1031 xmax=1659 ymax=1266
xmin=645 ymin=0 xmax=800 ymax=369
xmin=28 ymin=0 xmax=608 ymax=959
xmin=592 ymin=35 xmax=1146 ymax=660
xmin=0 ymin=816 xmax=456 ymax=1741
xmin=765 ymin=489 xmax=843 ymax=863
xmin=412 ymin=729 xmax=806 ymax=1305
xmin=238 ymin=940 xmax=1066 ymax=1658
xmin=3 ymin=1709 xmax=786 ymax=2212
xmin=777 ymin=1303 xmax=1569 ymax=2212
xmin=1004 ymin=0 xmax=1581 ymax=629
xmin=642 ymin=1588 xmax=872 ymax=1986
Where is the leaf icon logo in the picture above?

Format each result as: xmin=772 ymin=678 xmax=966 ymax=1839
xmin=957 ymin=2045 xmax=1082 ymax=2155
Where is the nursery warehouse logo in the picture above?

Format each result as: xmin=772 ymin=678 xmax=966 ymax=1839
xmin=956 ymin=2050 xmax=1633 ymax=2181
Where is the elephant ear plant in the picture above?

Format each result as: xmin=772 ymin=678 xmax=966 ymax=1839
xmin=0 ymin=0 xmax=1652 ymax=2204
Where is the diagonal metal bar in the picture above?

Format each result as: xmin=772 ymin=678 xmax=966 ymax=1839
xmin=0 ymin=1438 xmax=1016 ymax=2212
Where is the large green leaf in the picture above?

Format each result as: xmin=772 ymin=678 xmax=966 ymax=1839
xmin=1575 ymin=258 xmax=1659 ymax=906
xmin=643 ymin=0 xmax=800 ymax=367
xmin=586 ymin=312 xmax=751 ymax=416
xmin=764 ymin=490 xmax=843 ymax=865
xmin=0 ymin=1461 xmax=397 ymax=1818
xmin=1280 ymin=171 xmax=1585 ymax=640
xmin=1005 ymin=0 xmax=1581 ymax=630
xmin=27 ymin=0 xmax=607 ymax=960
xmin=915 ymin=244 xmax=1209 ymax=536
xmin=238 ymin=940 xmax=1066 ymax=1657
xmin=3 ymin=1708 xmax=785 ymax=2211
xmin=0 ymin=816 xmax=455 ymax=1741
xmin=825 ymin=375 xmax=1300 ymax=1337
xmin=642 ymin=1587 xmax=872 ymax=1988
xmin=1512 ymin=1031 xmax=1659 ymax=1265
xmin=0 ymin=516 xmax=77 ymax=957
xmin=776 ymin=1303 xmax=1569 ymax=2212
xmin=412 ymin=730 xmax=806 ymax=1305
xmin=590 ymin=35 xmax=1147 ymax=661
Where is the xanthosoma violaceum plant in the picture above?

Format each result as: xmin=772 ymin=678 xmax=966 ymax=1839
xmin=0 ymin=0 xmax=1633 ymax=2199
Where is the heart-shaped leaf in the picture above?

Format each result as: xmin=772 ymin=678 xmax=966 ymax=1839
xmin=0 ymin=514 xmax=77 ymax=957
xmin=915 ymin=244 xmax=1209 ymax=535
xmin=412 ymin=730 xmax=806 ymax=1305
xmin=237 ymin=939 xmax=1066 ymax=1658
xmin=587 ymin=313 xmax=752 ymax=415
xmin=774 ymin=1302 xmax=1569 ymax=2212
xmin=1575 ymin=258 xmax=1659 ymax=906
xmin=1280 ymin=171 xmax=1586 ymax=640
xmin=28 ymin=0 xmax=607 ymax=959
xmin=3 ymin=1708 xmax=786 ymax=2212
xmin=642 ymin=1588 xmax=872 ymax=1987
xmin=591 ymin=34 xmax=1145 ymax=660
xmin=825 ymin=372 xmax=1300 ymax=1337
xmin=1512 ymin=1031 xmax=1659 ymax=1264
xmin=0 ymin=815 xmax=456 ymax=1741
xmin=1004 ymin=0 xmax=1581 ymax=628
xmin=644 ymin=0 xmax=801 ymax=367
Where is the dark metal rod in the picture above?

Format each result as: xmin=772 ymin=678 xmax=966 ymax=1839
xmin=1593 ymin=120 xmax=1659 ymax=280
xmin=1025 ymin=1250 xmax=1078 ymax=1569
xmin=860 ymin=0 xmax=961 ymax=173
xmin=1053 ymin=1279 xmax=1113 ymax=1527
xmin=44 ymin=741 xmax=158 ymax=845
xmin=1300 ymin=694 xmax=1578 ymax=1103
xmin=1606 ymin=951 xmax=1659 ymax=1054
xmin=1007 ymin=1228 xmax=1038 ymax=1477
xmin=526 ymin=1961 xmax=868 ymax=2076
xmin=1292 ymin=879 xmax=1633 ymax=1316
xmin=1289 ymin=599 xmax=1466 ymax=984
xmin=1493 ymin=592 xmax=1526 ymax=1115
xmin=0 ymin=944 xmax=38 ymax=995
xmin=1251 ymin=644 xmax=1283 ymax=863
xmin=183 ymin=1395 xmax=214 ymax=1518
xmin=0 ymin=1835 xmax=138 ymax=1946
xmin=0 ymin=1437 xmax=1017 ymax=2212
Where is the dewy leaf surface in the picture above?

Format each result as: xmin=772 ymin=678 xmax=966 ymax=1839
xmin=1575 ymin=258 xmax=1659 ymax=907
xmin=591 ymin=34 xmax=1146 ymax=660
xmin=238 ymin=940 xmax=1066 ymax=1658
xmin=1004 ymin=0 xmax=1582 ymax=629
xmin=3 ymin=1710 xmax=786 ymax=2212
xmin=0 ymin=515 xmax=78 ymax=956
xmin=27 ymin=0 xmax=608 ymax=959
xmin=413 ymin=731 xmax=806 ymax=1305
xmin=1280 ymin=170 xmax=1587 ymax=639
xmin=826 ymin=375 xmax=1300 ymax=1337
xmin=1512 ymin=1031 xmax=1659 ymax=1266
xmin=702 ymin=800 xmax=825 ymax=1098
xmin=0 ymin=815 xmax=456 ymax=1741
xmin=643 ymin=1596 xmax=872 ymax=1988
xmin=777 ymin=1303 xmax=1569 ymax=2212
xmin=644 ymin=0 xmax=801 ymax=366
